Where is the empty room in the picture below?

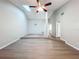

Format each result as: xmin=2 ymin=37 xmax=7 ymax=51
xmin=0 ymin=0 xmax=79 ymax=59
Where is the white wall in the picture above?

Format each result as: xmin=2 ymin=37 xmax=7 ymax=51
xmin=56 ymin=0 xmax=79 ymax=50
xmin=28 ymin=18 xmax=46 ymax=35
xmin=27 ymin=12 xmax=49 ymax=36
xmin=0 ymin=0 xmax=28 ymax=49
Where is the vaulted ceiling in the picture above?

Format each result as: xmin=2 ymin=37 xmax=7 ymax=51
xmin=9 ymin=0 xmax=70 ymax=19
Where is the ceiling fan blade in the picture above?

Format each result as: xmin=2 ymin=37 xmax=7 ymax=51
xmin=29 ymin=6 xmax=37 ymax=8
xmin=43 ymin=8 xmax=47 ymax=12
xmin=44 ymin=2 xmax=52 ymax=6
xmin=37 ymin=0 xmax=41 ymax=6
xmin=37 ymin=0 xmax=39 ymax=3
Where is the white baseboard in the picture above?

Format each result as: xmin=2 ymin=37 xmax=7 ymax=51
xmin=65 ymin=41 xmax=79 ymax=51
xmin=0 ymin=38 xmax=20 ymax=50
xmin=60 ymin=37 xmax=65 ymax=42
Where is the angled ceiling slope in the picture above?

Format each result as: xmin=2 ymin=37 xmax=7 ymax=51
xmin=9 ymin=0 xmax=70 ymax=19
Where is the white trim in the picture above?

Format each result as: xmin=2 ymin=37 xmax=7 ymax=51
xmin=65 ymin=41 xmax=79 ymax=51
xmin=0 ymin=38 xmax=20 ymax=50
xmin=60 ymin=37 xmax=65 ymax=42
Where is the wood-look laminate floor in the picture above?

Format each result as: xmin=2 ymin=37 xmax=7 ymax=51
xmin=0 ymin=38 xmax=79 ymax=59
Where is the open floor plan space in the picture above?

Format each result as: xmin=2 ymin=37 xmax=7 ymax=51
xmin=0 ymin=38 xmax=79 ymax=59
xmin=0 ymin=0 xmax=79 ymax=59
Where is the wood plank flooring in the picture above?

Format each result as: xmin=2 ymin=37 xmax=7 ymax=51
xmin=0 ymin=37 xmax=79 ymax=59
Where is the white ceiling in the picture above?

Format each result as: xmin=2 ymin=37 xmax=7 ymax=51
xmin=9 ymin=0 xmax=70 ymax=19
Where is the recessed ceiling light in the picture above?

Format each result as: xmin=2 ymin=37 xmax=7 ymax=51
xmin=23 ymin=5 xmax=31 ymax=12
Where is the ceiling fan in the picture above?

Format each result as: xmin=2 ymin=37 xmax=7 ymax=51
xmin=29 ymin=0 xmax=52 ymax=13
